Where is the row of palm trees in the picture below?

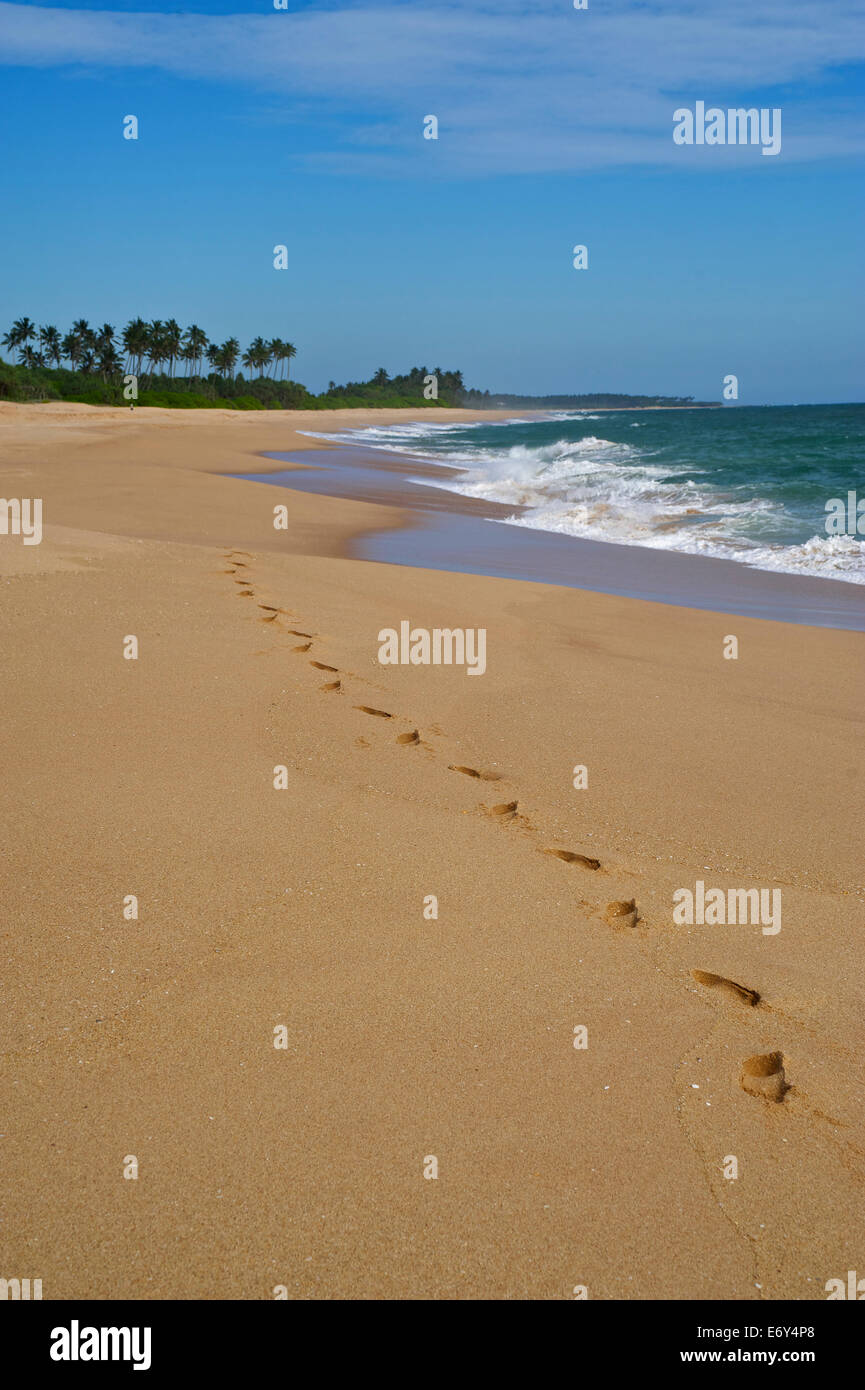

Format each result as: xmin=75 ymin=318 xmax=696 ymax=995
xmin=1 ymin=318 xmax=297 ymax=383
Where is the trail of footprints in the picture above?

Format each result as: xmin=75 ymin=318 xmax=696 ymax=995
xmin=221 ymin=548 xmax=814 ymax=1112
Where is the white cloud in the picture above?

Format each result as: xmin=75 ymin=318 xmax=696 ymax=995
xmin=1 ymin=0 xmax=863 ymax=172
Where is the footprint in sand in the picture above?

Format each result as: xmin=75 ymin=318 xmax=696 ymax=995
xmin=356 ymin=705 xmax=392 ymax=719
xmin=288 ymin=630 xmax=313 ymax=639
xmin=396 ymin=730 xmax=420 ymax=745
xmin=543 ymin=848 xmax=601 ymax=871
xmin=448 ymin=765 xmax=502 ymax=781
xmin=481 ymin=798 xmax=533 ymax=829
xmin=293 ymin=643 xmax=313 ymax=652
xmin=605 ymin=899 xmax=638 ymax=929
xmin=740 ymin=1051 xmax=787 ymax=1103
xmin=320 ymin=680 xmax=341 ymax=692
xmin=310 ymin=661 xmax=338 ymax=672
xmin=692 ymin=969 xmax=761 ymax=1007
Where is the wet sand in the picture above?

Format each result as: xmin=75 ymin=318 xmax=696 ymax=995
xmin=245 ymin=448 xmax=865 ymax=630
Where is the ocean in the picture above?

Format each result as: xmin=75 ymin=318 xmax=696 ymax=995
xmin=302 ymin=403 xmax=865 ymax=586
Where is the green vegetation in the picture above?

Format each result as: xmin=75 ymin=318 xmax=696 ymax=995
xmin=0 ymin=316 xmax=307 ymax=409
xmin=317 ymin=366 xmax=466 ymax=409
xmin=0 ymin=317 xmax=715 ymax=410
xmin=0 ymin=318 xmax=467 ymax=409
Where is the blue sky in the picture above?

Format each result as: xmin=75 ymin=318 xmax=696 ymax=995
xmin=1 ymin=0 xmax=863 ymax=402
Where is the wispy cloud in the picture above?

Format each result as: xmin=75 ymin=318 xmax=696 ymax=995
xmin=2 ymin=0 xmax=863 ymax=173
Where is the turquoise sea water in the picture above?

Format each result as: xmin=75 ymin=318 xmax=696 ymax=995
xmin=303 ymin=404 xmax=865 ymax=585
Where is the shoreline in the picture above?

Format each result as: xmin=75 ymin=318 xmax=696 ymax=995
xmin=239 ymin=444 xmax=865 ymax=632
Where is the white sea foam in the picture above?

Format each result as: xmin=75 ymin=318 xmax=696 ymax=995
xmin=298 ymin=421 xmax=865 ymax=585
xmin=297 ymin=415 xmax=534 ymax=452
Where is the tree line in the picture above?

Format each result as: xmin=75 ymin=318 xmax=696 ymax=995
xmin=1 ymin=317 xmax=297 ymax=384
xmin=1 ymin=320 xmax=709 ymax=411
xmin=321 ymin=365 xmax=466 ymax=403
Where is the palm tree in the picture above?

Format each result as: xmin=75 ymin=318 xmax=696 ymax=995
xmin=3 ymin=314 xmax=300 ymax=393
xmin=164 ymin=319 xmax=182 ymax=379
xmin=219 ymin=346 xmax=235 ymax=377
xmin=222 ymin=338 xmax=239 ymax=378
xmin=122 ymin=318 xmax=149 ymax=379
xmin=180 ymin=340 xmax=196 ymax=376
xmin=182 ymin=324 xmax=208 ymax=378
xmin=21 ymin=344 xmax=45 ymax=369
xmin=71 ymin=320 xmax=95 ymax=348
xmin=145 ymin=321 xmax=168 ymax=381
xmin=267 ymin=339 xmax=297 ymax=380
xmin=94 ymin=324 xmax=119 ymax=382
xmin=61 ymin=331 xmax=80 ymax=370
xmin=206 ymin=339 xmax=239 ymax=379
xmin=242 ymin=337 xmax=271 ymax=378
xmin=266 ymin=338 xmax=283 ymax=379
xmin=40 ymin=325 xmax=62 ymax=367
xmin=97 ymin=341 xmax=122 ymax=382
xmin=2 ymin=317 xmax=36 ymax=362
xmin=67 ymin=320 xmax=97 ymax=373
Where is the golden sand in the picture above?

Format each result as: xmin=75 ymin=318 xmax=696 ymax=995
xmin=1 ymin=402 xmax=863 ymax=1299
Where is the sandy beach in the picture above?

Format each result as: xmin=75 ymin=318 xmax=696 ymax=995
xmin=2 ymin=401 xmax=863 ymax=1300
